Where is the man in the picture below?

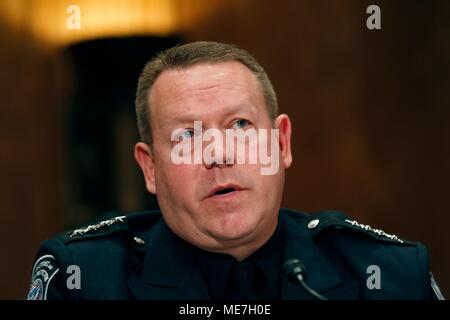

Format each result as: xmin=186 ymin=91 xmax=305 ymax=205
xmin=28 ymin=41 xmax=444 ymax=300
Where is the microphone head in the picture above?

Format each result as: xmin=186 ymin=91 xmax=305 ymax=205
xmin=283 ymin=258 xmax=307 ymax=283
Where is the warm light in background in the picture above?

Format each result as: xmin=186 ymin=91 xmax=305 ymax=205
xmin=0 ymin=0 xmax=182 ymax=46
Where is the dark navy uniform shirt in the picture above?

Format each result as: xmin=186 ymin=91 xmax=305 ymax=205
xmin=192 ymin=214 xmax=283 ymax=300
xmin=27 ymin=208 xmax=445 ymax=300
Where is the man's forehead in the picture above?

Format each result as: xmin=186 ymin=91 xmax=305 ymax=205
xmin=149 ymin=61 xmax=264 ymax=122
xmin=152 ymin=61 xmax=258 ymax=95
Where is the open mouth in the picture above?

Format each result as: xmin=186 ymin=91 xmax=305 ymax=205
xmin=214 ymin=187 xmax=237 ymax=196
xmin=207 ymin=184 xmax=243 ymax=198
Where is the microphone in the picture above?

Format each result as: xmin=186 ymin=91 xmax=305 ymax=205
xmin=283 ymin=258 xmax=328 ymax=300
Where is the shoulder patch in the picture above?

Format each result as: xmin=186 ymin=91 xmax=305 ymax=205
xmin=67 ymin=215 xmax=126 ymax=238
xmin=28 ymin=255 xmax=59 ymax=300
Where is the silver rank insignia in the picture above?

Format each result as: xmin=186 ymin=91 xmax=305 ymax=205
xmin=344 ymin=219 xmax=404 ymax=243
xmin=68 ymin=216 xmax=126 ymax=237
xmin=133 ymin=237 xmax=145 ymax=245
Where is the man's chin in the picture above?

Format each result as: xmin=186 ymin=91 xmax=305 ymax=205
xmin=207 ymin=223 xmax=256 ymax=243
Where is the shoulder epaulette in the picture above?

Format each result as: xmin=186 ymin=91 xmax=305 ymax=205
xmin=62 ymin=210 xmax=162 ymax=243
xmin=306 ymin=210 xmax=414 ymax=245
xmin=67 ymin=215 xmax=127 ymax=238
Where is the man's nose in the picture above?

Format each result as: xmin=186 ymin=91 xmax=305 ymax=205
xmin=203 ymin=136 xmax=233 ymax=169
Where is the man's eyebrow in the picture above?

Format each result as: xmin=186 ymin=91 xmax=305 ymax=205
xmin=167 ymin=104 xmax=258 ymax=126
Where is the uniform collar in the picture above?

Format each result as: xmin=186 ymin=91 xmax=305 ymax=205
xmin=127 ymin=209 xmax=360 ymax=300
xmin=280 ymin=209 xmax=360 ymax=299
xmin=127 ymin=220 xmax=209 ymax=299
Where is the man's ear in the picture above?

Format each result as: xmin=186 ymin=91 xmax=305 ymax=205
xmin=275 ymin=114 xmax=293 ymax=169
xmin=134 ymin=142 xmax=156 ymax=194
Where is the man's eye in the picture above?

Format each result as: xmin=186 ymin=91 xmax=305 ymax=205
xmin=233 ymin=119 xmax=249 ymax=129
xmin=181 ymin=130 xmax=194 ymax=139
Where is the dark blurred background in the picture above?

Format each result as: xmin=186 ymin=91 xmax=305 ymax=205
xmin=0 ymin=0 xmax=448 ymax=299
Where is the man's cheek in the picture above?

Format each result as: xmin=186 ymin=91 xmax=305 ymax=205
xmin=162 ymin=165 xmax=198 ymax=191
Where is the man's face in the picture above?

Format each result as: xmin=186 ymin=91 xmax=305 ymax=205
xmin=135 ymin=61 xmax=292 ymax=257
